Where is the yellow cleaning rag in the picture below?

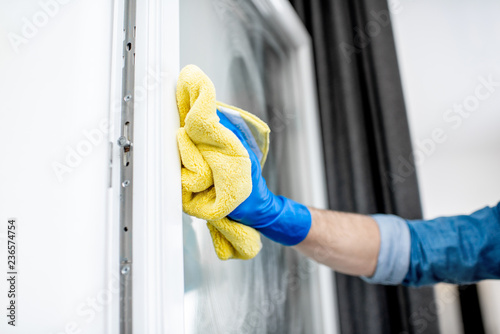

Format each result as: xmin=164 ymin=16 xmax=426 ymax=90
xmin=176 ymin=65 xmax=271 ymax=260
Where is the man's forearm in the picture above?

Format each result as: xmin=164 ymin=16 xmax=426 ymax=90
xmin=293 ymin=207 xmax=380 ymax=277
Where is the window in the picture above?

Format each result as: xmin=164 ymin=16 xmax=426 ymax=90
xmin=181 ymin=1 xmax=337 ymax=333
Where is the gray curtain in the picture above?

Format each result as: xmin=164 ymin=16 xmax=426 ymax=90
xmin=289 ymin=0 xmax=441 ymax=333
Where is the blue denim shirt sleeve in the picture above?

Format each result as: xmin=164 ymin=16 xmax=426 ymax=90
xmin=361 ymin=214 xmax=411 ymax=285
xmin=403 ymin=202 xmax=500 ymax=287
xmin=362 ymin=202 xmax=500 ymax=287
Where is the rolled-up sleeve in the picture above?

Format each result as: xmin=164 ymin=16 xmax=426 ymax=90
xmin=362 ymin=203 xmax=500 ymax=287
xmin=403 ymin=203 xmax=500 ymax=287
xmin=361 ymin=214 xmax=411 ymax=285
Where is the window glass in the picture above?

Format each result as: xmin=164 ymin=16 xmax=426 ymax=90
xmin=181 ymin=1 xmax=319 ymax=333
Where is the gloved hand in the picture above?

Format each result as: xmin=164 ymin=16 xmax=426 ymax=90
xmin=217 ymin=110 xmax=312 ymax=246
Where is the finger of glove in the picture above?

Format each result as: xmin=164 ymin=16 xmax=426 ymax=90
xmin=177 ymin=128 xmax=214 ymax=192
xmin=216 ymin=110 xmax=261 ymax=170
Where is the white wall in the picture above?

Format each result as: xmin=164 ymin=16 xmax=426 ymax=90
xmin=0 ymin=1 xmax=115 ymax=333
xmin=391 ymin=1 xmax=500 ymax=333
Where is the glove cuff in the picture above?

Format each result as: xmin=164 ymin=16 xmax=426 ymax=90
xmin=257 ymin=196 xmax=312 ymax=246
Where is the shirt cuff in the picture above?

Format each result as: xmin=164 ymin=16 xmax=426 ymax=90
xmin=361 ymin=214 xmax=411 ymax=285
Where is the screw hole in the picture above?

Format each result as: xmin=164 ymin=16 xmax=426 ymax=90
xmin=124 ymin=227 xmax=128 ymax=232
xmin=126 ymin=42 xmax=132 ymax=51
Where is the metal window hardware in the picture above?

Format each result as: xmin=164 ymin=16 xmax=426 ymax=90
xmin=119 ymin=0 xmax=136 ymax=333
xmin=117 ymin=136 xmax=132 ymax=150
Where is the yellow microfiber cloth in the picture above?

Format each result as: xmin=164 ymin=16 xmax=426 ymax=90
xmin=176 ymin=65 xmax=271 ymax=260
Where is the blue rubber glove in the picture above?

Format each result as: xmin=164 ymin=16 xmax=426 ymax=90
xmin=217 ymin=110 xmax=312 ymax=246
